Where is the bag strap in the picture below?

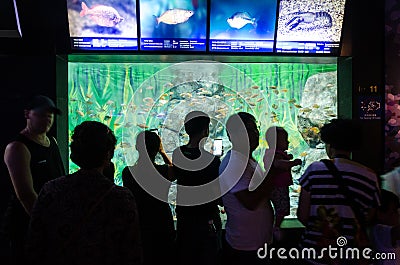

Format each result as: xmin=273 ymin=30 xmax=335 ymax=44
xmin=320 ymin=159 xmax=365 ymax=223
xmin=57 ymin=185 xmax=115 ymax=255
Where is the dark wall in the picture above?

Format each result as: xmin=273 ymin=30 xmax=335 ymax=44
xmin=0 ymin=0 xmax=70 ymax=55
xmin=349 ymin=0 xmax=385 ymax=174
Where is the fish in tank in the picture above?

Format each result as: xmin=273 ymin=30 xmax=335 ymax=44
xmin=67 ymin=59 xmax=338 ymax=219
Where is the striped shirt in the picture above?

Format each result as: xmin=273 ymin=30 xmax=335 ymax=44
xmin=298 ymin=158 xmax=380 ymax=263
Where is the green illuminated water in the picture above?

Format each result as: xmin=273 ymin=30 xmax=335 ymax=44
xmin=68 ymin=60 xmax=337 ymax=217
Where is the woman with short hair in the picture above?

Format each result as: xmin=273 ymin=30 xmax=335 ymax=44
xmin=25 ymin=121 xmax=143 ymax=265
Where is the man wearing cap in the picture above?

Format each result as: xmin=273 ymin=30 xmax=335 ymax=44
xmin=3 ymin=95 xmax=65 ymax=265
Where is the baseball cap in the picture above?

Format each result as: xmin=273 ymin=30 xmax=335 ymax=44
xmin=25 ymin=95 xmax=62 ymax=115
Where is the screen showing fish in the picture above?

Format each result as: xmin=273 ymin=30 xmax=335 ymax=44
xmin=209 ymin=0 xmax=278 ymax=52
xmin=139 ymin=0 xmax=207 ymax=51
xmin=67 ymin=0 xmax=138 ymax=50
xmin=275 ymin=0 xmax=346 ymax=54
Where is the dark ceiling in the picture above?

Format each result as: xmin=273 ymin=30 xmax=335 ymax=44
xmin=0 ymin=0 xmax=70 ymax=54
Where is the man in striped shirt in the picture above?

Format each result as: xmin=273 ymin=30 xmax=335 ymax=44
xmin=297 ymin=119 xmax=380 ymax=265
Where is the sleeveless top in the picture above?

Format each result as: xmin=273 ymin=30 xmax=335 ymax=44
xmin=4 ymin=133 xmax=65 ymax=238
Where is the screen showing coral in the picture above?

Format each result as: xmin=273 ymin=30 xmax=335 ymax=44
xmin=139 ymin=0 xmax=207 ymax=51
xmin=67 ymin=58 xmax=338 ymax=218
xmin=275 ymin=0 xmax=346 ymax=54
xmin=209 ymin=0 xmax=277 ymax=52
xmin=67 ymin=0 xmax=138 ymax=50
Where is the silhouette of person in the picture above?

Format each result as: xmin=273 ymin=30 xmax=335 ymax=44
xmin=219 ymin=112 xmax=274 ymax=265
xmin=371 ymin=189 xmax=400 ymax=265
xmin=3 ymin=95 xmax=65 ymax=265
xmin=122 ymin=130 xmax=175 ymax=265
xmin=25 ymin=121 xmax=142 ymax=265
xmin=297 ymin=118 xmax=380 ymax=264
xmin=263 ymin=126 xmax=301 ymax=241
xmin=172 ymin=111 xmax=222 ymax=265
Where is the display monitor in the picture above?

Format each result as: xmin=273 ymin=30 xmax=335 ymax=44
xmin=67 ymin=0 xmax=138 ymax=50
xmin=275 ymin=0 xmax=346 ymax=54
xmin=139 ymin=0 xmax=207 ymax=51
xmin=209 ymin=0 xmax=278 ymax=53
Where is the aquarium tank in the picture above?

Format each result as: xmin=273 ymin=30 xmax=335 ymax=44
xmin=67 ymin=57 xmax=338 ymax=218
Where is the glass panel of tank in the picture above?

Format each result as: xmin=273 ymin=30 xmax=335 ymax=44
xmin=68 ymin=60 xmax=338 ymax=218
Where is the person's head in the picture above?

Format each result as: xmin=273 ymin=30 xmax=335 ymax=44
xmin=135 ymin=130 xmax=160 ymax=161
xmin=320 ymin=118 xmax=362 ymax=157
xmin=265 ymin=126 xmax=288 ymax=151
xmin=70 ymin=121 xmax=117 ymax=170
xmin=24 ymin=95 xmax=61 ymax=134
xmin=377 ymin=189 xmax=400 ymax=226
xmin=226 ymin=112 xmax=259 ymax=153
xmin=184 ymin=111 xmax=210 ymax=139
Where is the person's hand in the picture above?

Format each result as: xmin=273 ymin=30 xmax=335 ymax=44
xmin=293 ymin=158 xmax=302 ymax=166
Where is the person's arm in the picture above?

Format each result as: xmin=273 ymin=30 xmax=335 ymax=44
xmin=220 ymin=152 xmax=273 ymax=211
xmin=233 ymin=162 xmax=275 ymax=211
xmin=274 ymin=158 xmax=302 ymax=171
xmin=159 ymin=141 xmax=176 ymax=182
xmin=234 ymin=178 xmax=273 ymax=211
xmin=25 ymin=183 xmax=51 ymax=263
xmin=166 ymin=165 xmax=175 ymax=182
xmin=159 ymin=140 xmax=172 ymax=166
xmin=4 ymin=141 xmax=37 ymax=215
xmin=297 ymin=188 xmax=311 ymax=226
xmin=160 ymin=151 xmax=172 ymax=165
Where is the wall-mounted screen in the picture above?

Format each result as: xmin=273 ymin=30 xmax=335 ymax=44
xmin=275 ymin=0 xmax=346 ymax=54
xmin=209 ymin=0 xmax=277 ymax=53
xmin=139 ymin=0 xmax=207 ymax=51
xmin=67 ymin=0 xmax=138 ymax=50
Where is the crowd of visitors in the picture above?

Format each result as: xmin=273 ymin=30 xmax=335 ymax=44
xmin=1 ymin=95 xmax=397 ymax=265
